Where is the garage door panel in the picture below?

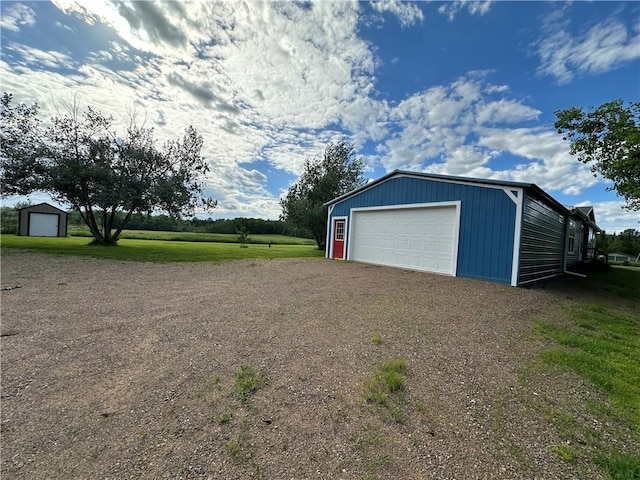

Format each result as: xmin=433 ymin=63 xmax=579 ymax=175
xmin=351 ymin=206 xmax=457 ymax=275
xmin=29 ymin=213 xmax=59 ymax=237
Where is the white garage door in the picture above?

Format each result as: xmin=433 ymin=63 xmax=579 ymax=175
xmin=29 ymin=213 xmax=59 ymax=237
xmin=350 ymin=205 xmax=458 ymax=275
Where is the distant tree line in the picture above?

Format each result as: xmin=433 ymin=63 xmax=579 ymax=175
xmin=0 ymin=202 xmax=28 ymax=233
xmin=0 ymin=204 xmax=312 ymax=238
xmin=598 ymin=229 xmax=640 ymax=258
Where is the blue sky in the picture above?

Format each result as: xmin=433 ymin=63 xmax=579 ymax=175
xmin=1 ymin=1 xmax=639 ymax=232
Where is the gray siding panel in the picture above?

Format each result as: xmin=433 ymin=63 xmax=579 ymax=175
xmin=565 ymin=220 xmax=583 ymax=266
xmin=519 ymin=193 xmax=565 ymax=284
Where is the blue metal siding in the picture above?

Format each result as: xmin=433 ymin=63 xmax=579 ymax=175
xmin=330 ymin=176 xmax=516 ymax=284
xmin=518 ymin=193 xmax=565 ymax=284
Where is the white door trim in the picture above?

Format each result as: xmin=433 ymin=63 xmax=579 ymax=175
xmin=325 ymin=204 xmax=335 ymax=258
xmin=509 ymin=188 xmax=524 ymax=286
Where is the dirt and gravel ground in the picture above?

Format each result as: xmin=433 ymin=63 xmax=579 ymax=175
xmin=0 ymin=251 xmax=623 ymax=479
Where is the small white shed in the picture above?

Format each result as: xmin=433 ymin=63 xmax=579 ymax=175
xmin=17 ymin=203 xmax=68 ymax=237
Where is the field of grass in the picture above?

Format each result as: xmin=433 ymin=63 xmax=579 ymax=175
xmin=534 ymin=267 xmax=640 ymax=479
xmin=0 ymin=234 xmax=324 ymax=263
xmin=587 ymin=265 xmax=640 ymax=301
xmin=608 ymin=261 xmax=640 ymax=268
xmin=67 ymin=226 xmax=315 ymax=245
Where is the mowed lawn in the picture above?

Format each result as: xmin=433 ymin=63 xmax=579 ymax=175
xmin=66 ymin=227 xmax=316 ymax=245
xmin=0 ymin=234 xmax=324 ymax=263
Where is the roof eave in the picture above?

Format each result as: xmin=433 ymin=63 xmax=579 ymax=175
xmin=325 ymin=169 xmax=535 ymax=207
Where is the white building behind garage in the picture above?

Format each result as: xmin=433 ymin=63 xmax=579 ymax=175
xmin=17 ymin=203 xmax=68 ymax=237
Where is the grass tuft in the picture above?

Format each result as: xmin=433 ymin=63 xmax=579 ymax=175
xmin=365 ymin=359 xmax=408 ymax=422
xmin=235 ymin=365 xmax=265 ymax=403
xmin=216 ymin=412 xmax=233 ymax=425
xmin=225 ymin=433 xmax=254 ymax=462
xmin=550 ymin=444 xmax=575 ymax=462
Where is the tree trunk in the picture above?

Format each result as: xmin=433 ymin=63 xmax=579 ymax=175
xmin=112 ymin=209 xmax=134 ymax=243
xmin=75 ymin=205 xmax=105 ymax=243
xmin=314 ymin=233 xmax=326 ymax=251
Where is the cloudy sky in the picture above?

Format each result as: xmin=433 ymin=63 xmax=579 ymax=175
xmin=1 ymin=1 xmax=639 ymax=232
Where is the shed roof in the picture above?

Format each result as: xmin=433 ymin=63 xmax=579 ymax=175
xmin=17 ymin=202 xmax=67 ymax=214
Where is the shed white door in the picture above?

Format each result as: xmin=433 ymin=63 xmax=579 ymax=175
xmin=350 ymin=206 xmax=458 ymax=275
xmin=29 ymin=213 xmax=59 ymax=237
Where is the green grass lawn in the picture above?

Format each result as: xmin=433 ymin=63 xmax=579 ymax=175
xmin=0 ymin=234 xmax=324 ymax=263
xmin=535 ymin=267 xmax=640 ymax=479
xmin=67 ymin=227 xmax=315 ymax=245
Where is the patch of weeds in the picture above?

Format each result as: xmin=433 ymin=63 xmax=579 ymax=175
xmin=594 ymin=450 xmax=640 ymax=480
xmin=353 ymin=424 xmax=395 ymax=479
xmin=550 ymin=444 xmax=575 ymax=462
xmin=354 ymin=424 xmax=382 ymax=453
xmin=507 ymin=442 xmax=531 ymax=470
xmin=383 ymin=370 xmax=404 ymax=392
xmin=198 ymin=375 xmax=225 ymax=404
xmin=365 ymin=359 xmax=408 ymax=423
xmin=370 ymin=334 xmax=382 ymax=344
xmin=365 ymin=455 xmax=393 ymax=472
xmin=225 ymin=433 xmax=254 ymax=462
xmin=544 ymin=407 xmax=577 ymax=431
xmin=415 ymin=399 xmax=429 ymax=416
xmin=365 ymin=383 xmax=388 ymax=405
xmin=383 ymin=358 xmax=407 ymax=373
xmin=216 ymin=411 xmax=233 ymax=425
xmin=390 ymin=407 xmax=407 ymax=424
xmin=235 ymin=365 xmax=265 ymax=403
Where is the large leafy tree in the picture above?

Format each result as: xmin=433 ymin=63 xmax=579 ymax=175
xmin=280 ymin=140 xmax=366 ymax=250
xmin=554 ymin=99 xmax=640 ymax=211
xmin=1 ymin=93 xmax=216 ymax=244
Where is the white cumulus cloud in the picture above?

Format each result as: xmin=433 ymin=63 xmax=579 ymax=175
xmin=0 ymin=3 xmax=36 ymax=32
xmin=536 ymin=17 xmax=640 ymax=84
xmin=370 ymin=1 xmax=424 ymax=27
xmin=438 ymin=1 xmax=493 ymax=21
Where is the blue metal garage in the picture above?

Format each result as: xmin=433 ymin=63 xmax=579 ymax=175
xmin=325 ymin=170 xmax=601 ymax=286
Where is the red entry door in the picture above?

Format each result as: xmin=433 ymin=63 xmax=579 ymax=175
xmin=332 ymin=219 xmax=346 ymax=259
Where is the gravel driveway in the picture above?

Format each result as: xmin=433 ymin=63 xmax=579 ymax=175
xmin=1 ymin=251 xmax=607 ymax=479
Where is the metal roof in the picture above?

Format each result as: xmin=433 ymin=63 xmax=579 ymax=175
xmin=327 ymin=169 xmax=552 ymax=207
xmin=17 ymin=202 xmax=67 ymax=214
xmin=325 ymin=169 xmax=602 ymax=230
